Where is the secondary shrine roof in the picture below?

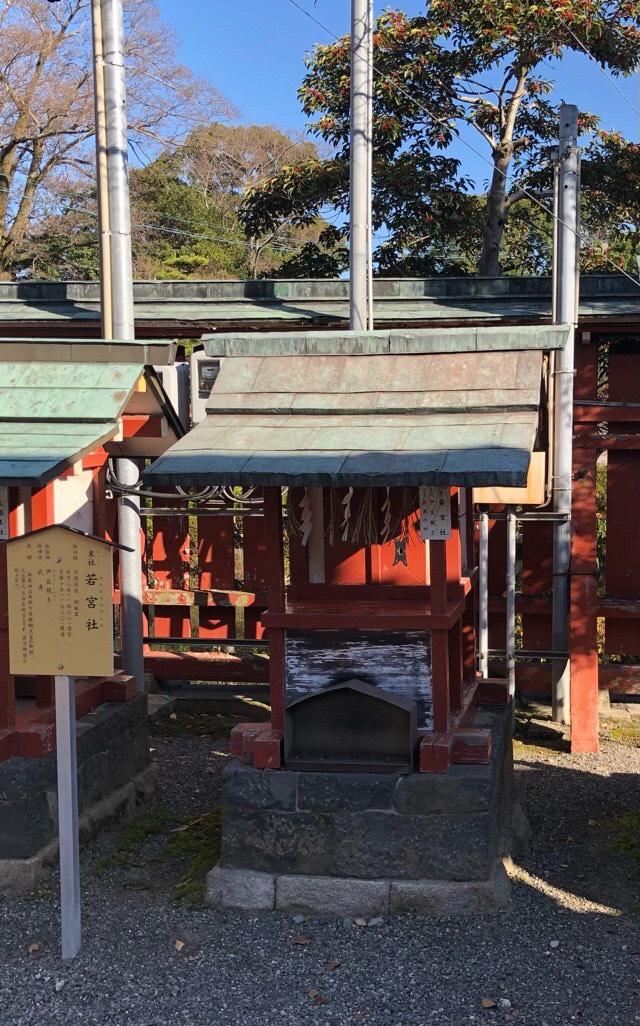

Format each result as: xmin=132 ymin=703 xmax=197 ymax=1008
xmin=146 ymin=325 xmax=568 ymax=488
xmin=0 ymin=360 xmax=143 ymax=486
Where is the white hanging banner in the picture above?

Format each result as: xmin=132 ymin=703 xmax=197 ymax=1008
xmin=419 ymin=486 xmax=451 ymax=541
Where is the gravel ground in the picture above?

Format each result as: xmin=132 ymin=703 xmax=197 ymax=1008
xmin=0 ymin=710 xmax=639 ymax=1026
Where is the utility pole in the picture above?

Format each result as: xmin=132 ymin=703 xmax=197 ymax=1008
xmin=350 ymin=0 xmax=373 ymax=331
xmin=551 ymin=103 xmax=580 ymax=723
xmin=99 ymin=0 xmax=144 ymax=692
xmin=91 ymin=0 xmax=112 ymax=340
xmin=366 ymin=0 xmax=374 ymax=330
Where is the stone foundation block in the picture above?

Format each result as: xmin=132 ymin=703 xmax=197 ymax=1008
xmin=214 ymin=707 xmax=515 ymax=917
xmin=276 ymin=874 xmax=389 ymax=916
xmin=389 ymin=862 xmax=511 ymax=915
xmin=206 ymin=865 xmax=275 ymax=911
xmin=0 ymin=763 xmax=157 ymax=896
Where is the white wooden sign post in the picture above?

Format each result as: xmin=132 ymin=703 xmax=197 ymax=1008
xmin=6 ymin=525 xmax=122 ymax=960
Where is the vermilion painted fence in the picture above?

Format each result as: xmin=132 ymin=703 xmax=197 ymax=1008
xmin=484 ymin=331 xmax=640 ymax=710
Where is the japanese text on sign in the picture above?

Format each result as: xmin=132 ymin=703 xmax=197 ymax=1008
xmin=6 ymin=527 xmax=114 ymax=677
xmin=419 ymin=486 xmax=452 ymax=541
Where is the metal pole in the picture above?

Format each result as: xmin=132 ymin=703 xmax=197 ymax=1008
xmin=101 ymin=0 xmax=135 ymax=340
xmin=366 ymin=0 xmax=374 ymax=330
xmin=506 ymin=510 xmax=517 ymax=699
xmin=551 ymin=104 xmax=580 ymax=723
xmin=350 ymin=0 xmax=372 ymax=331
xmin=116 ymin=456 xmax=144 ymax=692
xmin=478 ymin=510 xmax=489 ymax=678
xmin=101 ymin=0 xmax=144 ymax=690
xmin=91 ymin=0 xmax=112 ymax=340
xmin=55 ymin=675 xmax=81 ymax=960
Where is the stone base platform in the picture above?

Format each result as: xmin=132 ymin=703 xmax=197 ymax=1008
xmin=207 ymin=862 xmax=511 ymax=915
xmin=207 ymin=706 xmax=515 ymax=916
xmin=0 ymin=696 xmax=154 ymax=895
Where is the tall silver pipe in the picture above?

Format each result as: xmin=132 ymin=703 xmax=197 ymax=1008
xmin=506 ymin=510 xmax=517 ymax=699
xmin=100 ymin=0 xmax=143 ymax=690
xmin=350 ymin=0 xmax=372 ymax=331
xmin=366 ymin=0 xmax=374 ymax=330
xmin=478 ymin=510 xmax=489 ymax=678
xmin=91 ymin=0 xmax=112 ymax=340
xmin=551 ymin=103 xmax=580 ymax=723
xmin=101 ymin=0 xmax=135 ymax=340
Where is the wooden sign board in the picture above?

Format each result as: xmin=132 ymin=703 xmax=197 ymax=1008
xmin=7 ymin=526 xmax=114 ymax=678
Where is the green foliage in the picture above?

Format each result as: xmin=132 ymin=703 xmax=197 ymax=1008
xmin=25 ymin=123 xmax=335 ymax=280
xmin=130 ymin=153 xmax=249 ymax=280
xmin=580 ymin=133 xmax=640 ymax=274
xmin=242 ymin=2 xmax=640 ymax=277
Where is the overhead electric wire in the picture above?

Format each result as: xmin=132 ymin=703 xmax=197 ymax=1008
xmin=547 ymin=4 xmax=640 ymax=123
xmin=283 ymin=0 xmax=640 ymax=291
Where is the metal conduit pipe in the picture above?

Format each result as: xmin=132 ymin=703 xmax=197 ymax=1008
xmin=101 ymin=0 xmax=135 ymax=340
xmin=366 ymin=0 xmax=374 ymax=331
xmin=506 ymin=509 xmax=517 ymax=700
xmin=100 ymin=0 xmax=144 ymax=691
xmin=350 ymin=0 xmax=372 ymax=331
xmin=551 ymin=104 xmax=580 ymax=724
xmin=478 ymin=510 xmax=489 ymax=679
xmin=91 ymin=0 xmax=112 ymax=340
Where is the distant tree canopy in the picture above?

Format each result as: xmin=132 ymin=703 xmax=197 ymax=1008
xmin=0 ymin=0 xmax=233 ymax=279
xmin=30 ymin=123 xmax=333 ymax=280
xmin=241 ymin=2 xmax=640 ymax=278
xmin=6 ymin=0 xmax=640 ymax=282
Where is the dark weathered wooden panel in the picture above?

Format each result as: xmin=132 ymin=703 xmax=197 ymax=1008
xmin=284 ymin=629 xmax=433 ymax=729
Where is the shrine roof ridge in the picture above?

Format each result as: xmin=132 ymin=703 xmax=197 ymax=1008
xmin=202 ymin=324 xmax=570 ymax=358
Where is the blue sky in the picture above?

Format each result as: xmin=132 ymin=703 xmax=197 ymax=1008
xmin=157 ymin=0 xmax=640 ymax=191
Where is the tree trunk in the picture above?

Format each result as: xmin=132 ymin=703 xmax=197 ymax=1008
xmin=477 ymin=147 xmax=511 ymax=277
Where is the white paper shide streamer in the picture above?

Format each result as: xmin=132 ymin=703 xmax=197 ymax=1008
xmin=299 ymin=489 xmax=313 ymax=547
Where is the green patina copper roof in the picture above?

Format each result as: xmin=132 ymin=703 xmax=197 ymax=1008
xmin=0 ymin=361 xmax=143 ymax=486
xmin=146 ymin=325 xmax=562 ymax=489
xmin=0 ymin=277 xmax=636 ymax=330
xmin=202 ymin=324 xmax=569 ymax=357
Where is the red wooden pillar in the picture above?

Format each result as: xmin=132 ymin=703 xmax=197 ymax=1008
xmin=30 ymin=482 xmax=56 ymax=708
xmin=445 ymin=491 xmax=463 ymax=712
xmin=430 ymin=539 xmax=450 ymax=735
xmin=0 ymin=489 xmax=18 ymax=731
xmin=570 ymin=446 xmax=599 ymax=752
xmin=149 ymin=492 xmax=192 ymax=640
xmin=604 ymin=349 xmax=640 ymax=656
xmin=263 ymin=487 xmax=286 ymax=731
xmin=460 ymin=488 xmax=476 ymax=684
xmin=30 ymin=481 xmax=55 ymax=531
xmin=198 ymin=513 xmax=235 ymax=641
